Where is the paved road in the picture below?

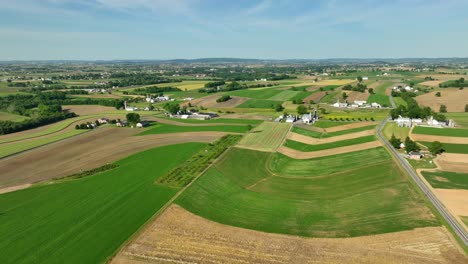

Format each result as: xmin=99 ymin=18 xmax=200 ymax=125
xmin=376 ymin=118 xmax=468 ymax=246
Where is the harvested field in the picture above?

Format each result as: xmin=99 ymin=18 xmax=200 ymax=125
xmin=288 ymin=129 xmax=375 ymax=144
xmin=420 ymin=80 xmax=444 ymax=87
xmin=416 ymin=74 xmax=467 ymax=81
xmin=182 ymin=94 xmax=249 ymax=108
xmin=346 ymin=91 xmax=370 ymax=102
xmin=324 ymin=121 xmax=377 ymax=132
xmin=0 ymin=127 xmax=228 ymax=189
xmin=302 ymin=91 xmax=326 ymax=103
xmin=63 ymin=105 xmax=117 ymax=115
xmin=237 ymin=122 xmax=290 ymax=152
xmin=436 ymin=153 xmax=468 ymax=173
xmin=411 ymin=134 xmax=468 ymax=144
xmin=434 ymin=189 xmax=468 ymax=222
xmin=313 ymin=79 xmax=355 ymax=86
xmin=278 ymin=141 xmax=382 ymax=159
xmin=416 ymin=89 xmax=468 ymax=112
xmin=112 ymin=205 xmax=465 ymax=264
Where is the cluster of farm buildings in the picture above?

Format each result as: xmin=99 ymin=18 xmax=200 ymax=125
xmin=275 ymin=110 xmax=319 ymax=124
xmin=394 ymin=115 xmax=455 ymax=128
xmin=331 ymin=100 xmax=383 ymax=109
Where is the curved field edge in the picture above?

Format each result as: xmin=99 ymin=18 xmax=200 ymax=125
xmin=176 ymin=147 xmax=438 ymax=238
xmin=0 ymin=143 xmax=207 ymax=264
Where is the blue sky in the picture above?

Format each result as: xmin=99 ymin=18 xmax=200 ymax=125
xmin=1 ymin=0 xmax=467 ymax=60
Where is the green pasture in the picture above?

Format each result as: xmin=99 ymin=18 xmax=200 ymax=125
xmin=236 ymin=99 xmax=280 ymax=109
xmin=157 ymin=117 xmax=262 ymax=125
xmin=292 ymin=125 xmax=376 ymax=139
xmin=268 ymin=90 xmax=301 ymax=101
xmin=237 ymin=122 xmax=291 ymax=152
xmin=139 ymin=123 xmax=250 ymax=135
xmin=421 ymin=171 xmax=468 ymax=190
xmin=0 ymin=143 xmax=205 ymax=264
xmin=413 ymin=126 xmax=468 ymax=137
xmin=284 ymin=135 xmax=376 ymax=152
xmin=229 ymin=88 xmax=282 ymax=99
xmin=0 ymin=112 xmax=30 ymax=122
xmin=445 ymin=113 xmax=468 ymax=128
xmin=418 ymin=142 xmax=468 ymax=154
xmin=177 ymin=147 xmax=437 ymax=238
xmin=367 ymin=94 xmax=391 ymax=107
xmin=382 ymin=122 xmax=410 ymax=140
xmin=314 ymin=120 xmax=353 ymax=128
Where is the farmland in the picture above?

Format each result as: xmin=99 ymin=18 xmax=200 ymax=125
xmin=236 ymin=99 xmax=279 ymax=108
xmin=237 ymin=122 xmax=290 ymax=152
xmin=421 ymin=171 xmax=468 ymax=190
xmin=0 ymin=143 xmax=206 ymax=264
xmin=419 ymin=142 xmax=468 ymax=154
xmin=284 ymin=135 xmax=376 ymax=152
xmin=446 ymin=113 xmax=468 ymax=128
xmin=416 ymin=89 xmax=468 ymax=112
xmin=292 ymin=124 xmax=375 ymax=139
xmin=177 ymin=147 xmax=437 ymax=237
xmin=138 ymin=123 xmax=250 ymax=135
xmin=382 ymin=122 xmax=410 ymax=140
xmin=0 ymin=112 xmax=29 ymax=122
xmin=413 ymin=126 xmax=468 ymax=137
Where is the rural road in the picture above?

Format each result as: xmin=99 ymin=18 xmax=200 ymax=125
xmin=376 ymin=117 xmax=468 ymax=246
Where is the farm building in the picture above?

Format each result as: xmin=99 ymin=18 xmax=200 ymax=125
xmin=370 ymin=102 xmax=382 ymax=108
xmin=408 ymin=151 xmax=422 ymax=160
xmin=136 ymin=121 xmax=150 ymax=128
xmin=97 ymin=118 xmax=109 ymax=124
xmin=285 ymin=115 xmax=297 ymax=123
xmin=116 ymin=121 xmax=127 ymax=127
xmin=302 ymin=110 xmax=319 ymax=124
xmin=332 ymin=100 xmax=348 ymax=108
xmin=396 ymin=116 xmax=411 ymax=127
xmin=362 ymin=77 xmax=369 ymax=81
xmin=354 ymin=100 xmax=366 ymax=106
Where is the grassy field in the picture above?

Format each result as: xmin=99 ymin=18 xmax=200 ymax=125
xmin=374 ymin=81 xmax=392 ymax=95
xmin=236 ymin=99 xmax=279 ymax=109
xmin=314 ymin=120 xmax=353 ymax=128
xmin=157 ymin=117 xmax=262 ymax=125
xmin=393 ymin=97 xmax=408 ymax=107
xmin=177 ymin=147 xmax=437 ymax=238
xmin=0 ymin=129 xmax=88 ymax=158
xmin=237 ymin=122 xmax=290 ymax=152
xmin=462 ymin=217 xmax=468 ymax=227
xmin=445 ymin=113 xmax=468 ymax=128
xmin=268 ymin=90 xmax=301 ymax=101
xmin=160 ymin=81 xmax=209 ymax=91
xmin=0 ymin=112 xmax=29 ymax=122
xmin=324 ymin=109 xmax=389 ymax=121
xmin=421 ymin=171 xmax=468 ymax=190
xmin=419 ymin=142 xmax=468 ymax=154
xmin=313 ymin=79 xmax=355 ymax=86
xmin=367 ymin=94 xmax=391 ymax=107
xmin=382 ymin=122 xmax=410 ymax=140
xmin=319 ymin=91 xmax=339 ymax=103
xmin=139 ymin=123 xmax=250 ymax=135
xmin=413 ymin=126 xmax=468 ymax=137
xmin=229 ymin=88 xmax=282 ymax=99
xmin=292 ymin=125 xmax=375 ymax=139
xmin=0 ymin=143 xmax=206 ymax=264
xmin=284 ymin=135 xmax=376 ymax=152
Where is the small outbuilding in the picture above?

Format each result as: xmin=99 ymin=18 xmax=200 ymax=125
xmin=408 ymin=151 xmax=422 ymax=160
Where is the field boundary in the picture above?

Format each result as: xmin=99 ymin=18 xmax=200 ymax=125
xmin=278 ymin=141 xmax=382 ymax=159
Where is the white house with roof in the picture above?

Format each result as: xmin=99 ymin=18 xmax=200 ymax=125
xmin=395 ymin=116 xmax=412 ymax=127
xmin=354 ymin=100 xmax=366 ymax=106
xmin=332 ymin=100 xmax=348 ymax=108
xmin=370 ymin=102 xmax=382 ymax=108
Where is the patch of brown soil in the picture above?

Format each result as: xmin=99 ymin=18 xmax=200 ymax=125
xmin=411 ymin=134 xmax=468 ymax=144
xmin=346 ymin=91 xmax=370 ymax=102
xmin=277 ymin=141 xmax=382 ymax=159
xmin=63 ymin=105 xmax=117 ymax=115
xmin=303 ymin=91 xmax=326 ymax=103
xmin=435 ymin=153 xmax=468 ymax=173
xmin=111 ymin=205 xmax=466 ymax=264
xmin=416 ymin=89 xmax=468 ymax=112
xmin=420 ymin=80 xmax=444 ymax=87
xmin=0 ymin=183 xmax=31 ymax=194
xmin=324 ymin=121 xmax=377 ymax=132
xmin=182 ymin=94 xmax=248 ymax=108
xmin=294 ymin=124 xmax=324 ymax=132
xmin=0 ymin=127 xmax=227 ymax=189
xmin=288 ymin=129 xmax=375 ymax=144
xmin=433 ymin=189 xmax=468 ymax=224
xmin=416 ymin=74 xmax=467 ymax=81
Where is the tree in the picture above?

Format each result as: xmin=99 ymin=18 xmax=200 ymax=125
xmin=465 ymin=104 xmax=468 ymax=112
xmin=357 ymin=76 xmax=363 ymax=82
xmin=404 ymin=137 xmax=420 ymax=153
xmin=342 ymin=92 xmax=348 ymax=100
xmin=368 ymin=88 xmax=374 ymax=94
xmin=429 ymin=141 xmax=444 ymax=155
xmin=274 ymin=104 xmax=284 ymax=112
xmin=389 ymin=134 xmax=402 ymax=149
xmin=439 ymin=104 xmax=447 ymax=113
xmin=297 ymin=105 xmax=308 ymax=115
xmin=435 ymin=92 xmax=441 ymax=97
xmin=126 ymin=113 xmax=140 ymax=124
xmin=163 ymin=102 xmax=180 ymax=114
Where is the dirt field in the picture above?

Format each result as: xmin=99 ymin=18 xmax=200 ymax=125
xmin=410 ymin=133 xmax=468 ymax=144
xmin=182 ymin=94 xmax=249 ymax=108
xmin=287 ymin=129 xmax=375 ymax=145
xmin=416 ymin=89 xmax=468 ymax=112
xmin=112 ymin=204 xmax=466 ymax=264
xmin=420 ymin=80 xmax=444 ymax=87
xmin=324 ymin=121 xmax=377 ymax=132
xmin=346 ymin=91 xmax=370 ymax=102
xmin=416 ymin=74 xmax=467 ymax=81
xmin=63 ymin=105 xmax=117 ymax=115
xmin=435 ymin=153 xmax=468 ymax=173
xmin=278 ymin=141 xmax=382 ymax=159
xmin=434 ymin=189 xmax=468 ymax=224
xmin=303 ymin=91 xmax=326 ymax=103
xmin=0 ymin=127 xmax=228 ymax=189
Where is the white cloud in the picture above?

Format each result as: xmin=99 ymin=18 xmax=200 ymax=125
xmin=245 ymin=0 xmax=271 ymax=15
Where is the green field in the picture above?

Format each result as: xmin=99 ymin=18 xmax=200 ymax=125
xmin=325 ymin=109 xmax=389 ymax=121
xmin=367 ymin=94 xmax=391 ymax=107
xmin=237 ymin=122 xmax=290 ymax=152
xmin=292 ymin=125 xmax=375 ymax=139
xmin=236 ymin=99 xmax=280 ymax=109
xmin=382 ymin=122 xmax=410 ymax=140
xmin=393 ymin=97 xmax=408 ymax=107
xmin=413 ymin=126 xmax=468 ymax=137
xmin=421 ymin=171 xmax=468 ymax=190
xmin=284 ymin=135 xmax=376 ymax=152
xmin=0 ymin=129 xmax=88 ymax=158
xmin=158 ymin=117 xmax=262 ymax=125
xmin=177 ymin=147 xmax=437 ymax=238
xmin=462 ymin=217 xmax=468 ymax=227
xmin=289 ymin=91 xmax=313 ymax=101
xmin=314 ymin=120 xmax=353 ymax=128
xmin=0 ymin=112 xmax=29 ymax=122
xmin=0 ymin=143 xmax=206 ymax=264
xmin=268 ymin=90 xmax=301 ymax=101
xmin=374 ymin=81 xmax=392 ymax=95
xmin=418 ymin=142 xmax=468 ymax=154
xmin=319 ymin=91 xmax=339 ymax=103
xmin=139 ymin=123 xmax=250 ymax=135
xmin=229 ymin=88 xmax=282 ymax=99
